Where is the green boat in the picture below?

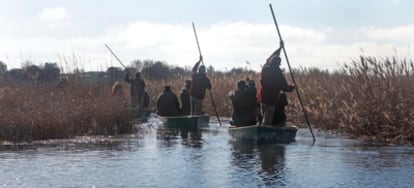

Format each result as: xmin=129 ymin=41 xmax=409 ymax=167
xmin=228 ymin=123 xmax=298 ymax=143
xmin=159 ymin=115 xmax=210 ymax=129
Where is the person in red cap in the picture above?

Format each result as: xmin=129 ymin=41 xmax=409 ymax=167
xmin=258 ymin=41 xmax=295 ymax=125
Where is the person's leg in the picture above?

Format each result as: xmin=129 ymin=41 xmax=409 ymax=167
xmin=190 ymin=97 xmax=197 ymax=115
xmin=131 ymin=95 xmax=139 ymax=109
xmin=261 ymin=104 xmax=275 ymax=125
xmin=193 ymin=98 xmax=203 ymax=115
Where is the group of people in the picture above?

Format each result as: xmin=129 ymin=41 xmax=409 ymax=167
xmin=156 ymin=55 xmax=212 ymax=116
xmin=112 ymin=40 xmax=295 ymax=126
xmin=229 ymin=41 xmax=295 ymax=127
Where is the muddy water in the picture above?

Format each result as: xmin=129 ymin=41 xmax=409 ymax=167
xmin=1 ymin=118 xmax=413 ymax=187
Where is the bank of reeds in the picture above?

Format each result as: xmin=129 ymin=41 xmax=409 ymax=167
xmin=288 ymin=56 xmax=414 ymax=144
xmin=0 ymin=76 xmax=133 ymax=142
xmin=1 ymin=55 xmax=414 ymax=144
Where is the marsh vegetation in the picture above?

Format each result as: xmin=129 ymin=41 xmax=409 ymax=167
xmin=1 ymin=56 xmax=413 ymax=144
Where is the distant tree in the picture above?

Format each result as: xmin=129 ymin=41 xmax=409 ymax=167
xmin=106 ymin=66 xmax=124 ymax=79
xmin=130 ymin=59 xmax=143 ymax=71
xmin=41 ymin=62 xmax=60 ymax=81
xmin=141 ymin=60 xmax=170 ymax=80
xmin=5 ymin=68 xmax=24 ymax=80
xmin=0 ymin=61 xmax=7 ymax=75
xmin=170 ymin=67 xmax=189 ymax=78
xmin=24 ymin=65 xmax=41 ymax=81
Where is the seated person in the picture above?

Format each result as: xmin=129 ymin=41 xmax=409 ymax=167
xmin=229 ymin=80 xmax=257 ymax=127
xmin=156 ymin=86 xmax=180 ymax=116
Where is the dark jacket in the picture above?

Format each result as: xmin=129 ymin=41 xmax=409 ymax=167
xmin=180 ymin=88 xmax=191 ymax=115
xmin=190 ymin=73 xmax=212 ymax=100
xmin=157 ymin=90 xmax=180 ymax=116
xmin=229 ymin=88 xmax=257 ymax=126
xmin=125 ymin=73 xmax=146 ymax=97
xmin=258 ymin=65 xmax=294 ymax=105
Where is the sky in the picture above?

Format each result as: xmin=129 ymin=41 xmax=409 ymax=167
xmin=1 ymin=0 xmax=414 ymax=72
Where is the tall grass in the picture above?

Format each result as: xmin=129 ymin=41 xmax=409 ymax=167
xmin=1 ymin=55 xmax=414 ymax=144
xmin=288 ymin=56 xmax=414 ymax=144
xmin=0 ymin=75 xmax=133 ymax=142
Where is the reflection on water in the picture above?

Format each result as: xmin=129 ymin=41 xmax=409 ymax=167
xmin=156 ymin=126 xmax=204 ymax=148
xmin=1 ymin=121 xmax=414 ymax=187
xmin=230 ymin=141 xmax=286 ymax=186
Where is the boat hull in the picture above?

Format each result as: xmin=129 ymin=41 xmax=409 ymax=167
xmin=228 ymin=123 xmax=298 ymax=143
xmin=159 ymin=115 xmax=210 ymax=129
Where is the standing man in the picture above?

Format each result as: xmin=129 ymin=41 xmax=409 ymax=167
xmin=125 ymin=71 xmax=146 ymax=110
xmin=190 ymin=56 xmax=212 ymax=115
xmin=180 ymin=80 xmax=191 ymax=115
xmin=258 ymin=41 xmax=295 ymax=125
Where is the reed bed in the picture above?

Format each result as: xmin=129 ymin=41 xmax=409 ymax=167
xmin=0 ymin=76 xmax=133 ymax=142
xmin=288 ymin=56 xmax=414 ymax=144
xmin=1 ymin=55 xmax=414 ymax=144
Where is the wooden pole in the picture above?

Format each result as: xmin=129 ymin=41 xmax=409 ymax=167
xmin=105 ymin=43 xmax=127 ymax=69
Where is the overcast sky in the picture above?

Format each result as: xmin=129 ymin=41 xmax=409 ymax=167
xmin=1 ymin=0 xmax=413 ymax=72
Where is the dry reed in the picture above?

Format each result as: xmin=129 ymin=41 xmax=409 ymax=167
xmin=2 ymin=55 xmax=414 ymax=144
xmin=0 ymin=76 xmax=133 ymax=142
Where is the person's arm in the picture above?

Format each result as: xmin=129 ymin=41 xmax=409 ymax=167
xmin=191 ymin=55 xmax=203 ymax=74
xmin=266 ymin=40 xmax=284 ymax=63
xmin=279 ymin=73 xmax=295 ymax=92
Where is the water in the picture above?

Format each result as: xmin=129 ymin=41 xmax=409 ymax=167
xmin=1 ymin=118 xmax=414 ymax=188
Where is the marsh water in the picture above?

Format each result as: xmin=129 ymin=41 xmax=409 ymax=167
xmin=1 ymin=117 xmax=414 ymax=188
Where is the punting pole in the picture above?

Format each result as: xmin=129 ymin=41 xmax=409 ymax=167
xmin=105 ymin=43 xmax=127 ymax=69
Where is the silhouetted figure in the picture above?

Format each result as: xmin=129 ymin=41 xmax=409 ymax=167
xmin=245 ymin=78 xmax=261 ymax=124
xmin=157 ymin=86 xmax=180 ymax=116
xmin=125 ymin=71 xmax=146 ymax=110
xmin=229 ymin=80 xmax=257 ymax=126
xmin=190 ymin=56 xmax=212 ymax=115
xmin=258 ymin=41 xmax=295 ymax=125
xmin=180 ymin=80 xmax=191 ymax=115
